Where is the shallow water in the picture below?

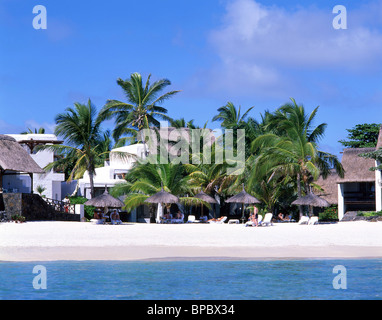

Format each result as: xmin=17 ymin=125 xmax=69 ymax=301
xmin=0 ymin=259 xmax=381 ymax=300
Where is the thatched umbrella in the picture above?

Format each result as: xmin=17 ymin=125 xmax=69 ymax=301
xmin=0 ymin=135 xmax=45 ymax=193
xmin=195 ymin=190 xmax=217 ymax=219
xmin=144 ymin=184 xmax=179 ymax=222
xmin=292 ymin=193 xmax=330 ymax=207
xmin=292 ymin=192 xmax=330 ymax=217
xmin=85 ymin=189 xmax=124 ymax=207
xmin=225 ymin=184 xmax=260 ymax=223
xmin=85 ymin=187 xmax=124 ymax=218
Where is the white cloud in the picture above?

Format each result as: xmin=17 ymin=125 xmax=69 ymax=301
xmin=204 ymin=0 xmax=382 ymax=97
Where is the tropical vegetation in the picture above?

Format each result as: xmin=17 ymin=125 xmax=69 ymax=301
xmin=43 ymin=72 xmax=347 ymax=220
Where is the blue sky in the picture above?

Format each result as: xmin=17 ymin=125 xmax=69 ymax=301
xmin=1 ymin=0 xmax=382 ymax=158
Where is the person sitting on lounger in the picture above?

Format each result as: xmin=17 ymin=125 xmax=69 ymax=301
xmin=208 ymin=216 xmax=226 ymax=222
xmin=277 ymin=212 xmax=287 ymax=221
xmin=164 ymin=211 xmax=172 ymax=220
xmin=94 ymin=210 xmax=102 ymax=220
xmin=175 ymin=211 xmax=182 ymax=219
xmin=110 ymin=210 xmax=122 ymax=225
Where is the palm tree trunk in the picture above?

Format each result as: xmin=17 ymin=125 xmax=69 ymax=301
xmin=297 ymin=172 xmax=303 ymax=219
xmin=140 ymin=128 xmax=148 ymax=157
xmin=70 ymin=180 xmax=80 ymax=197
xmin=89 ymin=171 xmax=95 ymax=198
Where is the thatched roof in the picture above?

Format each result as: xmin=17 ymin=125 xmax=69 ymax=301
xmin=225 ymin=184 xmax=260 ymax=204
xmin=315 ymin=170 xmax=339 ymax=205
xmin=0 ymin=135 xmax=44 ymax=173
xmin=292 ymin=193 xmax=330 ymax=207
xmin=144 ymin=187 xmax=179 ymax=204
xmin=194 ymin=190 xmax=217 ymax=203
xmin=376 ymin=125 xmax=382 ymax=150
xmin=336 ymin=148 xmax=376 ymax=183
xmin=84 ymin=190 xmax=124 ymax=208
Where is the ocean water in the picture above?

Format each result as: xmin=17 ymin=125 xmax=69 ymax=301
xmin=0 ymin=259 xmax=381 ymax=300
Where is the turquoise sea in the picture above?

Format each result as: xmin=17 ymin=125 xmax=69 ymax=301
xmin=0 ymin=259 xmax=381 ymax=300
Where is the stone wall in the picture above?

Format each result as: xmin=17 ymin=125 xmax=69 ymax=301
xmin=0 ymin=193 xmax=80 ymax=222
xmin=341 ymin=211 xmax=382 ymax=222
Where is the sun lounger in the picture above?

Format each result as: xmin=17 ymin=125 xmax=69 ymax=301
xmin=171 ymin=213 xmax=184 ymax=224
xmin=245 ymin=215 xmax=263 ymax=227
xmin=208 ymin=216 xmax=227 ymax=224
xmin=90 ymin=219 xmax=104 ymax=225
xmin=259 ymin=213 xmax=273 ymax=226
xmin=308 ymin=216 xmax=319 ymax=225
xmin=187 ymin=215 xmax=196 ymax=223
xmin=111 ymin=217 xmax=122 ymax=225
xmin=298 ymin=216 xmax=309 ymax=224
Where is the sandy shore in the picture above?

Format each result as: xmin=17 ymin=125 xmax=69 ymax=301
xmin=1 ymin=221 xmax=382 ymax=261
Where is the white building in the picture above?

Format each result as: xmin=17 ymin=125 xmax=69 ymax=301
xmin=5 ymin=134 xmax=65 ymax=200
xmin=78 ymin=143 xmax=146 ymax=198
xmin=317 ymin=126 xmax=382 ymax=220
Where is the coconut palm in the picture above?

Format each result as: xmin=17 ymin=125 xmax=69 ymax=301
xmin=100 ymin=72 xmax=180 ymax=148
xmin=111 ymin=160 xmax=209 ymax=216
xmin=212 ymin=102 xmax=254 ymax=130
xmin=41 ymin=99 xmax=107 ymax=198
xmin=21 ymin=127 xmax=46 ymax=134
xmin=170 ymin=118 xmax=197 ymax=129
xmin=251 ymin=98 xmax=344 ymax=218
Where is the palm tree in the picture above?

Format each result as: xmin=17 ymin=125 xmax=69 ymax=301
xmin=41 ymin=99 xmax=107 ymax=198
xmin=111 ymin=160 xmax=209 ymax=219
xmin=100 ymin=72 xmax=181 ymax=148
xmin=21 ymin=127 xmax=46 ymax=134
xmin=170 ymin=118 xmax=196 ymax=129
xmin=251 ymin=98 xmax=344 ymax=218
xmin=212 ymin=102 xmax=254 ymax=130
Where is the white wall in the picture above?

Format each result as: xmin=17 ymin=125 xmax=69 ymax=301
xmin=337 ymin=184 xmax=345 ymax=220
xmin=376 ymin=161 xmax=382 ymax=212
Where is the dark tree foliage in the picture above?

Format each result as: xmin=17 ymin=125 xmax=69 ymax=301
xmin=339 ymin=123 xmax=381 ymax=148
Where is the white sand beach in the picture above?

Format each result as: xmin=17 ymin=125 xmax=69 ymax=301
xmin=1 ymin=221 xmax=382 ymax=261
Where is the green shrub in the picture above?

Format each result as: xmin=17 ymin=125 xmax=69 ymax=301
xmin=319 ymin=205 xmax=338 ymax=221
xmin=11 ymin=215 xmax=26 ymax=223
xmin=357 ymin=211 xmax=382 ymax=217
xmin=69 ymin=196 xmax=95 ymax=220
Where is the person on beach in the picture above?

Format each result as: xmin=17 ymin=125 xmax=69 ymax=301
xmin=111 ymin=210 xmax=122 ymax=225
xmin=278 ymin=212 xmax=287 ymax=221
xmin=176 ymin=211 xmax=183 ymax=219
xmin=94 ymin=209 xmax=102 ymax=219
xmin=63 ymin=196 xmax=70 ymax=213
xmin=249 ymin=206 xmax=259 ymax=227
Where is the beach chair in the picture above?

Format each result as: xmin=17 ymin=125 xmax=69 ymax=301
xmin=208 ymin=216 xmax=227 ymax=224
xmin=187 ymin=215 xmax=196 ymax=223
xmin=91 ymin=219 xmax=104 ymax=225
xmin=171 ymin=213 xmax=184 ymax=224
xmin=298 ymin=216 xmax=309 ymax=225
xmin=308 ymin=216 xmax=319 ymax=225
xmin=111 ymin=216 xmax=122 ymax=225
xmin=260 ymin=213 xmax=273 ymax=226
xmin=217 ymin=216 xmax=227 ymax=224
xmin=245 ymin=215 xmax=263 ymax=227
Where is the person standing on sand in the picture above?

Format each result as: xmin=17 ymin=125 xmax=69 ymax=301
xmin=250 ymin=206 xmax=259 ymax=227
